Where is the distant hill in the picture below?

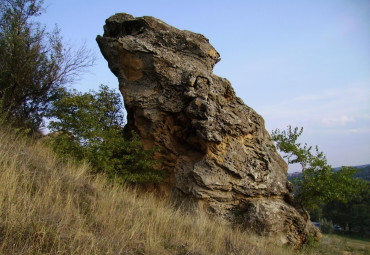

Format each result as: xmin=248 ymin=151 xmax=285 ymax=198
xmin=351 ymin=164 xmax=370 ymax=181
xmin=287 ymin=164 xmax=370 ymax=181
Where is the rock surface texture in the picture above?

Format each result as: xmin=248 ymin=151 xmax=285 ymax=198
xmin=97 ymin=13 xmax=320 ymax=247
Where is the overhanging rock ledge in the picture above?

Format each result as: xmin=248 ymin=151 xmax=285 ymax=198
xmin=96 ymin=13 xmax=320 ymax=247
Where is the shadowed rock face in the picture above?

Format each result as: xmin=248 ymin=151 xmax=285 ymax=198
xmin=96 ymin=13 xmax=320 ymax=247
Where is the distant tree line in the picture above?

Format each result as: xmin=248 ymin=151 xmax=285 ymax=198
xmin=351 ymin=165 xmax=370 ymax=181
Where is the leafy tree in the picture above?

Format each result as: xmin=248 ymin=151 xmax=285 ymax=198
xmin=47 ymin=85 xmax=164 ymax=183
xmin=271 ymin=125 xmax=366 ymax=210
xmin=0 ymin=0 xmax=94 ymax=131
xmin=322 ymin=182 xmax=370 ymax=234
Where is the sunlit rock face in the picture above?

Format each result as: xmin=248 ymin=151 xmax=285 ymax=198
xmin=97 ymin=13 xmax=320 ymax=247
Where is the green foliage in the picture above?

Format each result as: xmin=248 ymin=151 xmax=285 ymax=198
xmin=0 ymin=0 xmax=93 ymax=131
xmin=271 ymin=126 xmax=311 ymax=168
xmin=47 ymin=85 xmax=164 ymax=183
xmin=305 ymin=234 xmax=319 ymax=248
xmin=320 ymin=218 xmax=334 ymax=234
xmin=271 ymin=125 xmax=366 ymax=210
xmin=322 ymin=182 xmax=370 ymax=235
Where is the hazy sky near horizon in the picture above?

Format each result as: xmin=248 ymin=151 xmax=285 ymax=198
xmin=38 ymin=0 xmax=370 ymax=172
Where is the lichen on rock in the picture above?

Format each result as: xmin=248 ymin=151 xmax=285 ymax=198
xmin=96 ymin=13 xmax=321 ymax=247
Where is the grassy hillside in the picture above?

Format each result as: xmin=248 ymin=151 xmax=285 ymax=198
xmin=0 ymin=127 xmax=366 ymax=255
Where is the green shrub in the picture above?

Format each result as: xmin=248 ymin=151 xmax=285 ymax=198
xmin=305 ymin=234 xmax=319 ymax=248
xmin=46 ymin=85 xmax=164 ymax=183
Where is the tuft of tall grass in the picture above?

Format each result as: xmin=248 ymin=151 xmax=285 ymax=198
xmin=0 ymin=127 xmax=336 ymax=254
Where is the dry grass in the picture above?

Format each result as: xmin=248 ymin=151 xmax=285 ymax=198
xmin=0 ymin=127 xmax=341 ymax=255
xmin=316 ymin=234 xmax=370 ymax=255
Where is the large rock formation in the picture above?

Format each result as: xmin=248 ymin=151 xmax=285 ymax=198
xmin=97 ymin=13 xmax=320 ymax=247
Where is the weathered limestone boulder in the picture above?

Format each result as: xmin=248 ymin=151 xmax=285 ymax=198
xmin=96 ymin=13 xmax=320 ymax=247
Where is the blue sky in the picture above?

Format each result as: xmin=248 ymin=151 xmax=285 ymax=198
xmin=39 ymin=0 xmax=370 ymax=172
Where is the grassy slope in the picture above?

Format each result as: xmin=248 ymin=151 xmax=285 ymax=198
xmin=0 ymin=128 xmax=367 ymax=255
xmin=318 ymin=234 xmax=370 ymax=255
